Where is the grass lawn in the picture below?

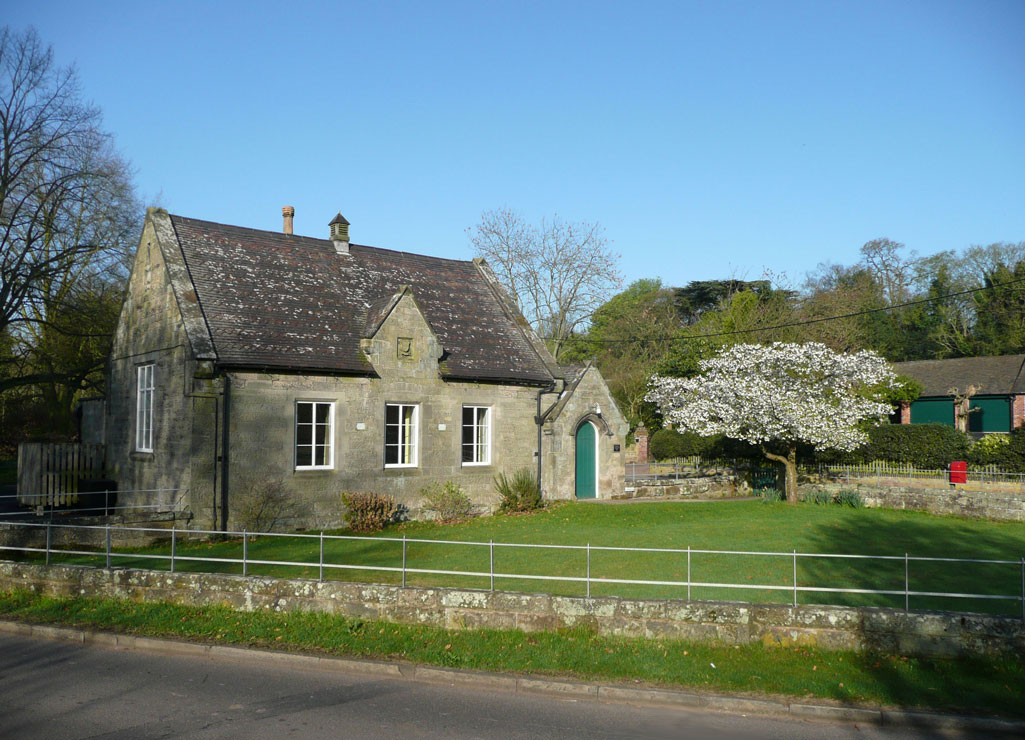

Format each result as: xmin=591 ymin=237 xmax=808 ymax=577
xmin=1 ymin=589 xmax=1023 ymax=718
xmin=27 ymin=500 xmax=1025 ymax=616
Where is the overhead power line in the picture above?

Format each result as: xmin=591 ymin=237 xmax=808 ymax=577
xmin=568 ymin=274 xmax=1025 ymax=346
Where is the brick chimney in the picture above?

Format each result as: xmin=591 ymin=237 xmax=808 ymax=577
xmin=282 ymin=205 xmax=295 ymax=235
xmin=330 ymin=212 xmax=350 ymax=254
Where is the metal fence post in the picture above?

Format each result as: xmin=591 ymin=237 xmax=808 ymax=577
xmin=489 ymin=539 xmax=494 ymax=591
xmin=105 ymin=524 xmax=111 ymax=569
xmin=792 ymin=549 xmax=797 ymax=607
xmin=45 ymin=523 xmax=51 ymax=566
xmin=242 ymin=530 xmax=248 ymax=577
xmin=319 ymin=531 xmax=324 ymax=582
xmin=170 ymin=527 xmax=176 ymax=573
xmin=687 ymin=545 xmax=691 ymax=602
xmin=104 ymin=490 xmax=109 ymax=518
xmin=586 ymin=543 xmax=591 ymax=599
xmin=905 ymin=553 xmax=909 ymax=613
xmin=401 ymin=534 xmax=407 ymax=588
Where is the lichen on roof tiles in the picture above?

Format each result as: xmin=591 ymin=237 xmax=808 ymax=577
xmin=167 ymin=214 xmax=553 ymax=383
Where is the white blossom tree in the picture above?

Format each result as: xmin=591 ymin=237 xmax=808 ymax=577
xmin=646 ymin=343 xmax=896 ymax=503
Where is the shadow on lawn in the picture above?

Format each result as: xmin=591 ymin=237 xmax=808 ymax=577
xmin=797 ymin=514 xmax=1025 ymax=720
xmin=799 ymin=513 xmax=1025 ymax=616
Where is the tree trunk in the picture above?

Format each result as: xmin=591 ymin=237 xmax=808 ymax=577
xmin=762 ymin=444 xmax=799 ymax=503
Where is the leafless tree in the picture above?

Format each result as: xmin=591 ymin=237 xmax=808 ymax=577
xmin=0 ymin=26 xmax=139 ymax=401
xmin=468 ymin=208 xmax=622 ymax=360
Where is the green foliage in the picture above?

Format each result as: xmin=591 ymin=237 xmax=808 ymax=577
xmin=835 ymin=490 xmax=864 ymax=508
xmin=802 ymin=490 xmax=833 ymax=505
xmin=649 ymin=428 xmax=712 ymax=460
xmin=967 ymin=433 xmax=1011 ymax=467
xmin=494 ymin=469 xmax=542 ymax=513
xmin=878 ymin=374 xmax=923 ymax=404
xmin=341 ymin=491 xmax=398 ymax=533
xmin=419 ymin=481 xmax=474 ymax=523
xmin=996 ymin=425 xmax=1025 ymax=472
xmin=760 ymin=488 xmax=785 ymax=503
xmin=850 ymin=424 xmax=970 ymax=469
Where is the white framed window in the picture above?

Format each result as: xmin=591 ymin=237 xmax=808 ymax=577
xmin=462 ymin=406 xmax=491 ymax=465
xmin=295 ymin=401 xmax=334 ymax=469
xmin=136 ymin=364 xmax=154 ymax=452
xmin=385 ymin=403 xmax=419 ymax=467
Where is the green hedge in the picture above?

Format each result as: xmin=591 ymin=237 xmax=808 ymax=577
xmin=849 ymin=424 xmax=970 ymax=469
xmin=649 ymin=429 xmax=709 ymax=460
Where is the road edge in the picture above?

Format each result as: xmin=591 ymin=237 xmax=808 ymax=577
xmin=2 ymin=619 xmax=1021 ymax=734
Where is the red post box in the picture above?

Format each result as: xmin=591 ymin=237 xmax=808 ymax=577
xmin=949 ymin=460 xmax=967 ymax=485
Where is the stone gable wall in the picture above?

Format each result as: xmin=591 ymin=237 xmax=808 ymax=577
xmin=544 ymin=368 xmax=628 ymax=500
xmin=104 ymin=219 xmax=202 ymax=515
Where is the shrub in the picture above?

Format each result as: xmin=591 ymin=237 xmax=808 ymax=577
xmin=649 ymin=428 xmax=711 ymax=460
xmin=835 ymin=490 xmax=863 ymax=508
xmin=341 ymin=491 xmax=398 ymax=533
xmin=232 ymin=478 xmax=309 ymax=533
xmin=760 ymin=487 xmax=784 ymax=503
xmin=967 ymin=433 xmax=1011 ymax=467
xmin=801 ymin=489 xmax=832 ymax=505
xmin=419 ymin=481 xmax=474 ymax=523
xmin=1001 ymin=425 xmax=1025 ymax=472
xmin=857 ymin=423 xmax=970 ymax=469
xmin=494 ymin=469 xmax=542 ymax=513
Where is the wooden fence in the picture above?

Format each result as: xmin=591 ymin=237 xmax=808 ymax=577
xmin=17 ymin=443 xmax=106 ymax=508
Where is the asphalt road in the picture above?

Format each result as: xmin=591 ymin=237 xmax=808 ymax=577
xmin=0 ymin=633 xmax=999 ymax=739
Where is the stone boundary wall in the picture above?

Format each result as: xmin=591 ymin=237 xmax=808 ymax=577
xmin=624 ymin=470 xmax=1025 ymax=520
xmin=1 ymin=561 xmax=1021 ymax=658
xmin=811 ymin=482 xmax=1025 ymax=522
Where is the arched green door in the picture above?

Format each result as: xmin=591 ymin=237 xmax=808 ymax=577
xmin=575 ymin=422 xmax=597 ymax=499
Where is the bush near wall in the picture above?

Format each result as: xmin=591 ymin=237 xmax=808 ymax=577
xmin=649 ymin=429 xmax=709 ymax=460
xmin=849 ymin=424 xmax=970 ymax=470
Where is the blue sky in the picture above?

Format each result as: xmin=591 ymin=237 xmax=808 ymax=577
xmin=6 ymin=1 xmax=1024 ymax=289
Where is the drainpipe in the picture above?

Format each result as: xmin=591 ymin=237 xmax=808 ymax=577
xmin=536 ymin=382 xmax=557 ymax=496
xmin=220 ymin=374 xmax=231 ymax=532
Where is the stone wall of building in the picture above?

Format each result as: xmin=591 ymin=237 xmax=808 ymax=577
xmin=102 ymin=220 xmax=629 ymax=531
xmin=2 ymin=561 xmax=1021 ymax=658
xmin=543 ymin=368 xmax=628 ymax=500
xmin=104 ymin=218 xmax=201 ymax=515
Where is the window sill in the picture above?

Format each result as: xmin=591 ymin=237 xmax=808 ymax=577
xmin=384 ymin=464 xmax=419 ymax=470
xmin=461 ymin=462 xmax=492 ymax=468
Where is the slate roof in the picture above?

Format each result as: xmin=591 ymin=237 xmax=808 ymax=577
xmin=165 ymin=214 xmax=555 ymax=384
xmin=894 ymin=354 xmax=1025 ymax=397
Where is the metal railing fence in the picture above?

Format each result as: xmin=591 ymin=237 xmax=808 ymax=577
xmin=1 ymin=520 xmax=1022 ymax=619
xmin=0 ymin=489 xmax=187 ymax=519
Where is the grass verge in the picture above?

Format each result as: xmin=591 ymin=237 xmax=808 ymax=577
xmin=1 ymin=588 xmax=1023 ymax=718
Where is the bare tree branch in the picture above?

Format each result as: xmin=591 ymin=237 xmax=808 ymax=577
xmin=467 ymin=208 xmax=622 ymax=360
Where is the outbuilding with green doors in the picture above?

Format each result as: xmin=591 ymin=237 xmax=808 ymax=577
xmin=896 ymin=354 xmax=1025 ymax=435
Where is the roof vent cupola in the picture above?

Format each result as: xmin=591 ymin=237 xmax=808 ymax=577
xmin=330 ymin=212 xmax=350 ymax=254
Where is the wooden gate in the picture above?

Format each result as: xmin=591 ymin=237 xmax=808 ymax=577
xmin=17 ymin=443 xmax=106 ymax=508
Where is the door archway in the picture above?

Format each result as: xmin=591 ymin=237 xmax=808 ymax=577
xmin=575 ymin=421 xmax=598 ymax=499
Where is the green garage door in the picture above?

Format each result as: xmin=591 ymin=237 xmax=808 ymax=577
xmin=910 ymin=398 xmax=954 ymax=425
xmin=968 ymin=397 xmax=1011 ymax=433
